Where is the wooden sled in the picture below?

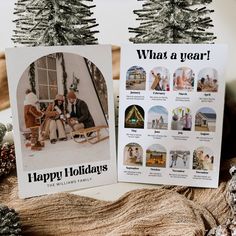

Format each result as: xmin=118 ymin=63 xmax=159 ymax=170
xmin=71 ymin=125 xmax=109 ymax=144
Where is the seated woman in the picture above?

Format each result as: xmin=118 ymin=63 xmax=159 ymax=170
xmin=41 ymin=94 xmax=67 ymax=144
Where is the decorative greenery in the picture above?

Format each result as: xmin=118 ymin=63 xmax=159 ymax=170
xmin=0 ymin=205 xmax=21 ymax=235
xmin=86 ymin=59 xmax=108 ymax=118
xmin=61 ymin=54 xmax=68 ymax=99
xmin=0 ymin=123 xmax=7 ymax=144
xmin=0 ymin=143 xmax=16 ymax=179
xmin=129 ymin=0 xmax=216 ymax=43
xmin=55 ymin=53 xmax=68 ymax=107
xmin=12 ymin=0 xmax=34 ymax=45
xmin=207 ymin=166 xmax=236 ymax=235
xmin=5 ymin=123 xmax=13 ymax=133
xmin=29 ymin=63 xmax=36 ymax=94
xmin=70 ymin=74 xmax=80 ymax=92
xmin=0 ymin=123 xmax=15 ymax=178
xmin=12 ymin=0 xmax=99 ymax=46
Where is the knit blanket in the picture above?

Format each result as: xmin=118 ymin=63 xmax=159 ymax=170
xmin=0 ymin=158 xmax=234 ymax=236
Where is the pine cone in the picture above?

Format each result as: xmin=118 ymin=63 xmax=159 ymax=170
xmin=0 ymin=143 xmax=16 ymax=178
xmin=5 ymin=123 xmax=13 ymax=132
xmin=0 ymin=205 xmax=21 ymax=235
xmin=0 ymin=123 xmax=7 ymax=143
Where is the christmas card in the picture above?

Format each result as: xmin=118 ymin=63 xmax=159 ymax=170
xmin=6 ymin=45 xmax=117 ymax=198
xmin=118 ymin=44 xmax=228 ymax=188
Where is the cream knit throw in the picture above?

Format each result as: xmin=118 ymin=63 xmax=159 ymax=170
xmin=0 ymin=163 xmax=232 ymax=236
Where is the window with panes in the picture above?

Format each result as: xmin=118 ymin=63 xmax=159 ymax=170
xmin=35 ymin=55 xmax=58 ymax=109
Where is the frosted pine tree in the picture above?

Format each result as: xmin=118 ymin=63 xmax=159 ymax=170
xmin=12 ymin=0 xmax=35 ymax=45
xmin=12 ymin=0 xmax=99 ymax=46
xmin=129 ymin=0 xmax=216 ymax=43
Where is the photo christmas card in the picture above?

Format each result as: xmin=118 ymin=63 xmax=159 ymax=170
xmin=6 ymin=45 xmax=117 ymax=198
xmin=118 ymin=44 xmax=228 ymax=188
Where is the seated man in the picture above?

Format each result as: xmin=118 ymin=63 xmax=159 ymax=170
xmin=67 ymin=91 xmax=95 ymax=133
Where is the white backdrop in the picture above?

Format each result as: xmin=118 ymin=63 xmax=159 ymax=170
xmin=1 ymin=0 xmax=236 ymax=201
xmin=1 ymin=0 xmax=236 ymax=82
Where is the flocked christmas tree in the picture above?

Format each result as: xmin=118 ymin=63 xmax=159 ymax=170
xmin=129 ymin=0 xmax=216 ymax=43
xmin=12 ymin=0 xmax=99 ymax=46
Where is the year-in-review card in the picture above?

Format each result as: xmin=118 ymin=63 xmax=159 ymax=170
xmin=118 ymin=44 xmax=228 ymax=188
xmin=6 ymin=45 xmax=116 ymax=198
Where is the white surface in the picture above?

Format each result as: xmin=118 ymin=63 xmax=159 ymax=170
xmin=22 ymin=135 xmax=110 ymax=171
xmin=1 ymin=1 xmax=236 ymax=82
xmin=74 ymin=182 xmax=160 ymax=201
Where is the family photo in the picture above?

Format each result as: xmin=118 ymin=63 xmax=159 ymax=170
xmin=126 ymin=66 xmax=146 ymax=90
xmin=169 ymin=149 xmax=190 ymax=169
xmin=149 ymin=67 xmax=170 ymax=91
xmin=147 ymin=106 xmax=168 ymax=130
xmin=193 ymin=147 xmax=214 ymax=171
xmin=123 ymin=143 xmax=143 ymax=166
xmin=197 ymin=68 xmax=218 ymax=92
xmin=17 ymin=52 xmax=110 ymax=171
xmin=171 ymin=107 xmax=192 ymax=131
xmin=173 ymin=67 xmax=195 ymax=92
